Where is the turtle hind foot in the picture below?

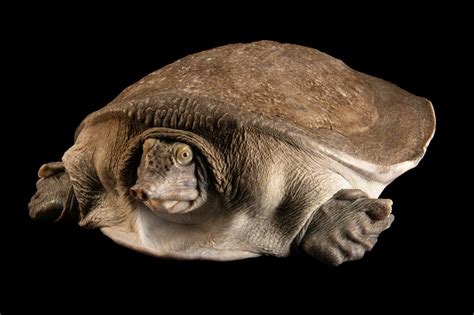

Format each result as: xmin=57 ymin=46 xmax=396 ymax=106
xmin=301 ymin=189 xmax=394 ymax=266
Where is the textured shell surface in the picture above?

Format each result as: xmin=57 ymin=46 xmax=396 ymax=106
xmin=81 ymin=40 xmax=435 ymax=170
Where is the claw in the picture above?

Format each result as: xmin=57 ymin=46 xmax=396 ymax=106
xmin=333 ymin=189 xmax=369 ymax=201
xmin=38 ymin=161 xmax=65 ymax=179
xmin=366 ymin=199 xmax=393 ymax=220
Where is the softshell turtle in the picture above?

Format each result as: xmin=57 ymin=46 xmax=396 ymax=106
xmin=29 ymin=41 xmax=435 ymax=265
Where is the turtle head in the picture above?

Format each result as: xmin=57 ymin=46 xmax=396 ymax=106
xmin=130 ymin=138 xmax=205 ymax=214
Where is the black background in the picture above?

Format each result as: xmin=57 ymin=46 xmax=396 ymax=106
xmin=1 ymin=6 xmax=471 ymax=313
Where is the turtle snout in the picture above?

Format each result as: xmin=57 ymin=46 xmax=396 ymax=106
xmin=130 ymin=185 xmax=149 ymax=201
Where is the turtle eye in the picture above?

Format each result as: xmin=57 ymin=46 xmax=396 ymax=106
xmin=174 ymin=144 xmax=193 ymax=165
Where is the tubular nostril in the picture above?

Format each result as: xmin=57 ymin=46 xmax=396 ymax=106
xmin=139 ymin=191 xmax=149 ymax=201
xmin=130 ymin=187 xmax=149 ymax=201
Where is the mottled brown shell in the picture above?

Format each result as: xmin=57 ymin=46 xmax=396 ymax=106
xmin=82 ymin=40 xmax=434 ymax=170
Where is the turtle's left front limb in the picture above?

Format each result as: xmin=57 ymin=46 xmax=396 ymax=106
xmin=299 ymin=189 xmax=394 ymax=266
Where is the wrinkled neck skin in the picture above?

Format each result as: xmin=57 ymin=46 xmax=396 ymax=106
xmin=128 ymin=185 xmax=266 ymax=260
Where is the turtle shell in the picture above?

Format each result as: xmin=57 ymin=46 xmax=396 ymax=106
xmin=81 ymin=40 xmax=434 ymax=172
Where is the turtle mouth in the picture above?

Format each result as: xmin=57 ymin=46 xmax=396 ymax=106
xmin=140 ymin=188 xmax=200 ymax=214
xmin=144 ymin=198 xmax=196 ymax=214
xmin=130 ymin=184 xmax=199 ymax=214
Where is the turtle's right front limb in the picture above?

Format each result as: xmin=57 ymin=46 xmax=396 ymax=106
xmin=29 ymin=161 xmax=79 ymax=222
xmin=299 ymin=189 xmax=394 ymax=266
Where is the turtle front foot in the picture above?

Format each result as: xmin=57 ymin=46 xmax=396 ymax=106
xmin=29 ymin=161 xmax=78 ymax=222
xmin=301 ymin=189 xmax=394 ymax=266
